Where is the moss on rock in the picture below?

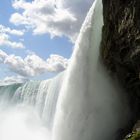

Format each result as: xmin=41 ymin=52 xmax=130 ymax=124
xmin=124 ymin=131 xmax=140 ymax=140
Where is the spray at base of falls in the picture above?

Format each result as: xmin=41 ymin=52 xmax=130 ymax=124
xmin=0 ymin=0 xmax=130 ymax=140
xmin=0 ymin=72 xmax=63 ymax=128
xmin=0 ymin=106 xmax=51 ymax=140
xmin=0 ymin=72 xmax=63 ymax=140
xmin=52 ymin=0 xmax=130 ymax=140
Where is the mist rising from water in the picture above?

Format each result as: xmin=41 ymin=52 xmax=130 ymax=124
xmin=0 ymin=73 xmax=63 ymax=140
xmin=0 ymin=105 xmax=51 ymax=140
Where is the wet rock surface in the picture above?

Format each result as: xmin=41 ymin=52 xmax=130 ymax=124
xmin=101 ymin=0 xmax=140 ymax=139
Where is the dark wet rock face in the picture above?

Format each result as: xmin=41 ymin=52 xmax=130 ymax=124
xmin=101 ymin=0 xmax=140 ymax=139
xmin=101 ymin=0 xmax=140 ymax=121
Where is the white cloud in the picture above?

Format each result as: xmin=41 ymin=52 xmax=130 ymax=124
xmin=4 ymin=54 xmax=32 ymax=76
xmin=0 ymin=25 xmax=25 ymax=49
xmin=0 ymin=24 xmax=24 ymax=36
xmin=0 ymin=50 xmax=8 ymax=62
xmin=0 ymin=50 xmax=68 ymax=77
xmin=46 ymin=54 xmax=68 ymax=72
xmin=10 ymin=0 xmax=94 ymax=42
xmin=0 ymin=75 xmax=27 ymax=86
xmin=0 ymin=33 xmax=24 ymax=49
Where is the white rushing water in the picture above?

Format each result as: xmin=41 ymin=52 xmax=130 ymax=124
xmin=12 ymin=72 xmax=64 ymax=128
xmin=0 ymin=0 xmax=130 ymax=140
xmin=52 ymin=0 xmax=130 ymax=140
xmin=0 ymin=72 xmax=64 ymax=140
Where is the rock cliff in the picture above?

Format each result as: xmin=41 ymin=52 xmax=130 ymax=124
xmin=101 ymin=0 xmax=140 ymax=139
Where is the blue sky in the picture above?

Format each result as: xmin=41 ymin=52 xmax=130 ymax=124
xmin=0 ymin=0 xmax=94 ymax=85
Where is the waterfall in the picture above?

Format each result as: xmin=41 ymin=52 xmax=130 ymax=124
xmin=0 ymin=0 xmax=130 ymax=140
xmin=0 ymin=72 xmax=64 ymax=129
xmin=0 ymin=73 xmax=64 ymax=140
xmin=0 ymin=83 xmax=21 ymax=106
xmin=52 ymin=0 xmax=130 ymax=140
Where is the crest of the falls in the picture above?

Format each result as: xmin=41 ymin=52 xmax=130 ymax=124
xmin=0 ymin=84 xmax=21 ymax=106
xmin=52 ymin=0 xmax=130 ymax=140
